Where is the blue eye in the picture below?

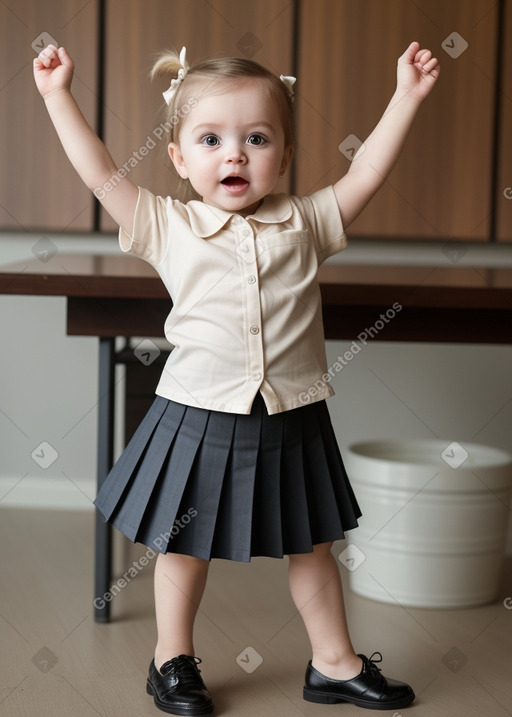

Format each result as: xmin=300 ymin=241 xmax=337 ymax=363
xmin=247 ymin=134 xmax=265 ymax=146
xmin=202 ymin=135 xmax=219 ymax=147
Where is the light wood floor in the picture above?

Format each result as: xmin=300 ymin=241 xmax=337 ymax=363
xmin=1 ymin=507 xmax=511 ymax=717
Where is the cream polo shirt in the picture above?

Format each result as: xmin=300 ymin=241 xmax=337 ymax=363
xmin=120 ymin=185 xmax=347 ymax=415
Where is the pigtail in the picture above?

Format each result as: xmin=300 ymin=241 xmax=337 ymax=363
xmin=149 ymin=48 xmax=199 ymax=203
xmin=150 ymin=49 xmax=184 ymax=83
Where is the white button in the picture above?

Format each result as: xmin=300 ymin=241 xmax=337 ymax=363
xmin=232 ymin=216 xmax=242 ymax=225
xmin=250 ymin=325 xmax=260 ymax=335
xmin=242 ymin=229 xmax=251 ymax=237
xmin=252 ymin=372 xmax=262 ymax=381
xmin=248 ymin=275 xmax=256 ymax=284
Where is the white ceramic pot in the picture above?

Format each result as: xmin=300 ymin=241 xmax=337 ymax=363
xmin=343 ymin=440 xmax=512 ymax=608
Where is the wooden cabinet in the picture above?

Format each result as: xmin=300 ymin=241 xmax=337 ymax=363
xmin=498 ymin=0 xmax=512 ymax=241
xmin=100 ymin=0 xmax=295 ymax=231
xmin=0 ymin=0 xmax=99 ymax=231
xmin=296 ymin=0 xmax=500 ymax=241
xmin=1 ymin=0 xmax=509 ymax=242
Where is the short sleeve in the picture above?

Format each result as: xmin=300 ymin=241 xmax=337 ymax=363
xmin=292 ymin=185 xmax=347 ymax=264
xmin=118 ymin=186 xmax=171 ymax=267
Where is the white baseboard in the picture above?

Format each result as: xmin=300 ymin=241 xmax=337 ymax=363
xmin=0 ymin=475 xmax=95 ymax=510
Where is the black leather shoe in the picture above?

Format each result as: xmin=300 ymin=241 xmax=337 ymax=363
xmin=303 ymin=652 xmax=415 ymax=710
xmin=146 ymin=655 xmax=214 ymax=715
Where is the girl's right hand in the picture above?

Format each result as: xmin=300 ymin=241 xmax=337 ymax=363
xmin=33 ymin=45 xmax=74 ymax=99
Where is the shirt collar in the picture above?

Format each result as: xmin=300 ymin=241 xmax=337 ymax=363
xmin=186 ymin=194 xmax=293 ymax=238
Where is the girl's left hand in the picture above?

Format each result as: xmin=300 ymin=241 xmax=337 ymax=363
xmin=397 ymin=41 xmax=440 ymax=100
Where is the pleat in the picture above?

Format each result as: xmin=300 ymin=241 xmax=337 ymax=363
xmin=250 ymin=407 xmax=284 ymax=557
xmin=167 ymin=409 xmax=238 ymax=560
xmin=208 ymin=397 xmax=262 ymax=561
xmin=94 ymin=396 xmax=173 ymax=522
xmin=301 ymin=405 xmax=348 ymax=541
xmin=134 ymin=404 xmax=210 ymax=550
xmin=278 ymin=407 xmax=315 ymax=554
xmin=314 ymin=404 xmax=362 ymax=528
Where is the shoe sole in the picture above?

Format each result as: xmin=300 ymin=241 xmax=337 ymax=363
xmin=146 ymin=680 xmax=214 ymax=715
xmin=303 ymin=686 xmax=415 ymax=711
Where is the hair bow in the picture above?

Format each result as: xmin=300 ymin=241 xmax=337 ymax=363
xmin=163 ymin=47 xmax=190 ymax=105
xmin=280 ymin=74 xmax=296 ymax=101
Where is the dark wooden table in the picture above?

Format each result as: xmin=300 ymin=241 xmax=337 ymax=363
xmin=2 ymin=253 xmax=512 ymax=342
xmin=1 ymin=253 xmax=512 ymax=621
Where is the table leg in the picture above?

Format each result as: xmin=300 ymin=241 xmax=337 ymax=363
xmin=94 ymin=337 xmax=115 ymax=622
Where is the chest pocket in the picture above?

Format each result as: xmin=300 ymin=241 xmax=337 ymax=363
xmin=255 ymin=230 xmax=314 ymax=283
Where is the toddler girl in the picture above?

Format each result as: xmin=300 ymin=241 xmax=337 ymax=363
xmin=34 ymin=39 xmax=439 ymax=715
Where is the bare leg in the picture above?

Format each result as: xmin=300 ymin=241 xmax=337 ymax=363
xmin=288 ymin=542 xmax=362 ymax=680
xmin=153 ymin=552 xmax=210 ymax=671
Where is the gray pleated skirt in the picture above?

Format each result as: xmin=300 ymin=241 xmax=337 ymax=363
xmin=94 ymin=392 xmax=361 ymax=562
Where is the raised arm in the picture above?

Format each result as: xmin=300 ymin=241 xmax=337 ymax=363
xmin=33 ymin=45 xmax=138 ymax=235
xmin=334 ymin=41 xmax=440 ymax=230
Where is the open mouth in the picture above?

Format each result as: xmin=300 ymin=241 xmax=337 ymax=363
xmin=221 ymin=176 xmax=250 ymax=193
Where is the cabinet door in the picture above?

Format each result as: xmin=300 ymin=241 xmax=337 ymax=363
xmin=0 ymin=0 xmax=98 ymax=231
xmin=100 ymin=0 xmax=295 ymax=231
xmin=498 ymin=0 xmax=512 ymax=242
xmin=295 ymin=0 xmax=498 ymax=241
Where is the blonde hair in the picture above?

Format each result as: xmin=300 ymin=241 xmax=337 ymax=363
xmin=150 ymin=49 xmax=296 ymax=201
